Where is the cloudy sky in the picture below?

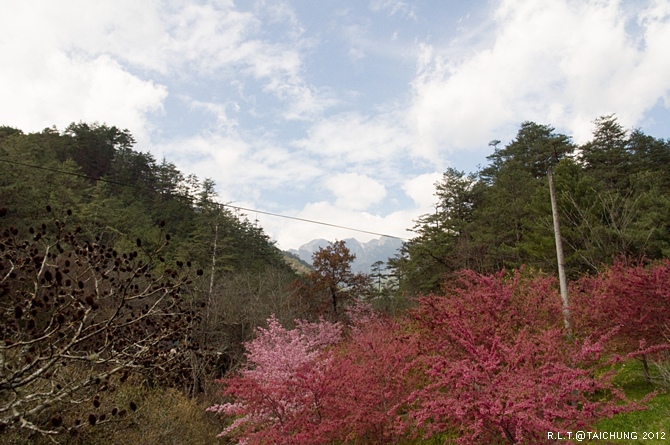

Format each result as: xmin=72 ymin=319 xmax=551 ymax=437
xmin=2 ymin=0 xmax=670 ymax=249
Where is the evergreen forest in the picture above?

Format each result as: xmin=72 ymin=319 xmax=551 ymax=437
xmin=389 ymin=115 xmax=670 ymax=294
xmin=2 ymin=116 xmax=670 ymax=444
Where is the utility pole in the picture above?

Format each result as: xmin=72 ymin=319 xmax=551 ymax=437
xmin=548 ymin=167 xmax=572 ymax=338
xmin=206 ymin=220 xmax=218 ymax=325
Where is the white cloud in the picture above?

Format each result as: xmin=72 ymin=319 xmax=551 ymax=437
xmin=187 ymin=98 xmax=240 ymax=131
xmin=270 ymin=81 xmax=340 ymax=120
xmin=5 ymin=0 xmax=668 ymax=253
xmin=69 ymin=0 xmax=293 ymax=81
xmin=325 ymin=173 xmax=387 ymax=210
xmin=156 ymin=130 xmax=323 ymax=203
xmin=258 ymin=200 xmax=413 ymax=250
xmin=349 ymin=47 xmax=367 ymax=62
xmin=255 ymin=172 xmax=441 ymax=250
xmin=402 ymin=172 xmax=442 ymax=209
xmin=410 ymin=0 xmax=670 ymax=152
xmin=0 ymin=1 xmax=166 ymax=137
xmin=294 ymin=111 xmax=417 ymax=169
xmin=0 ymin=0 xmax=319 ymax=137
xmin=0 ymin=51 xmax=166 ymax=141
xmin=369 ymin=0 xmax=416 ymax=18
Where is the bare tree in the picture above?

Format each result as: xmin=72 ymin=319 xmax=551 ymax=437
xmin=0 ymin=208 xmax=199 ymax=437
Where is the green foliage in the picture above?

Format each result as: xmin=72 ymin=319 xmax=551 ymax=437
xmin=392 ymin=116 xmax=670 ymax=295
xmin=580 ymin=114 xmax=633 ymax=190
xmin=0 ymin=130 xmax=91 ymax=230
xmin=0 ymin=122 xmax=302 ymax=439
xmin=0 ymin=123 xmax=290 ymax=278
xmin=64 ymin=122 xmax=135 ymax=180
xmin=481 ymin=121 xmax=574 ymax=182
xmin=390 ymin=168 xmax=483 ymax=293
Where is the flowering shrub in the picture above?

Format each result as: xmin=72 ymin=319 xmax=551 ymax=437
xmin=571 ymin=259 xmax=670 ymax=380
xmin=319 ymin=314 xmax=417 ymax=444
xmin=400 ymin=270 xmax=635 ymax=444
xmin=572 ymin=259 xmax=670 ymax=347
xmin=211 ymin=268 xmax=653 ymax=445
xmin=207 ymin=316 xmax=342 ymax=444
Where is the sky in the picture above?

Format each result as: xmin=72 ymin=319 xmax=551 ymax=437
xmin=2 ymin=0 xmax=670 ymax=250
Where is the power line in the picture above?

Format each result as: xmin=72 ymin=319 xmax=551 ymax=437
xmin=0 ymin=158 xmax=144 ymax=189
xmin=0 ymin=158 xmax=408 ymax=241
xmin=221 ymin=203 xmax=407 ymax=240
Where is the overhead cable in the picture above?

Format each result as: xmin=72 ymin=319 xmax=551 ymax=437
xmin=0 ymin=158 xmax=408 ymax=241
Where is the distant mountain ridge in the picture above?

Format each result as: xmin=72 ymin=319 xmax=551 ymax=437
xmin=287 ymin=237 xmax=403 ymax=274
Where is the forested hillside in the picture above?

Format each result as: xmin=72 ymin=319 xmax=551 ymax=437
xmin=0 ymin=122 xmax=289 ymax=274
xmin=390 ymin=115 xmax=670 ymax=294
xmin=0 ymin=122 xmax=315 ymax=443
xmin=3 ymin=117 xmax=670 ymax=444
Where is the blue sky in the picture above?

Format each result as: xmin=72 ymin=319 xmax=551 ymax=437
xmin=2 ymin=0 xmax=670 ymax=249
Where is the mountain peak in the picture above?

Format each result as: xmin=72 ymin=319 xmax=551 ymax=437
xmin=287 ymin=237 xmax=403 ymax=273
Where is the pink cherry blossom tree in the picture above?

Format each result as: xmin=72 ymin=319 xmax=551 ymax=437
xmin=400 ymin=270 xmax=637 ymax=444
xmin=209 ymin=303 xmax=418 ymax=445
xmin=207 ymin=315 xmax=342 ymax=445
xmin=571 ymin=259 xmax=670 ymax=381
xmin=316 ymin=309 xmax=418 ymax=444
xmin=210 ymin=269 xmax=650 ymax=445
